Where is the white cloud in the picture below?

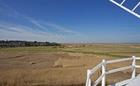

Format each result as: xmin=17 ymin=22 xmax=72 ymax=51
xmin=0 ymin=2 xmax=84 ymax=43
xmin=24 ymin=17 xmax=48 ymax=31
xmin=24 ymin=17 xmax=80 ymax=35
xmin=0 ymin=23 xmax=67 ymax=42
xmin=43 ymin=22 xmax=80 ymax=34
xmin=0 ymin=2 xmax=19 ymax=18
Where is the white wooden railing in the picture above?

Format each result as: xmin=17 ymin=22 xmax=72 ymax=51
xmin=86 ymin=56 xmax=140 ymax=86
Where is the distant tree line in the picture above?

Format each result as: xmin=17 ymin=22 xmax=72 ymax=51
xmin=0 ymin=40 xmax=61 ymax=48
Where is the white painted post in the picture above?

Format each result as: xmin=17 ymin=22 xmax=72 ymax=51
xmin=132 ymin=56 xmax=136 ymax=79
xmin=86 ymin=69 xmax=91 ymax=86
xmin=102 ymin=59 xmax=106 ymax=86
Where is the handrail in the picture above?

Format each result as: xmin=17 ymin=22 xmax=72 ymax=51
xmin=136 ymin=65 xmax=140 ymax=68
xmin=106 ymin=58 xmax=132 ymax=64
xmin=90 ymin=62 xmax=103 ymax=76
xmin=136 ymin=57 xmax=140 ymax=60
xmin=106 ymin=66 xmax=132 ymax=75
xmin=86 ymin=56 xmax=140 ymax=86
xmin=86 ymin=62 xmax=103 ymax=86
xmin=94 ymin=73 xmax=105 ymax=86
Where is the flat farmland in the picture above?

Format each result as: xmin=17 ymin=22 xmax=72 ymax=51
xmin=0 ymin=44 xmax=140 ymax=86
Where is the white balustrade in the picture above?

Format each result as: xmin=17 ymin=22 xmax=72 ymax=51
xmin=86 ymin=56 xmax=140 ymax=86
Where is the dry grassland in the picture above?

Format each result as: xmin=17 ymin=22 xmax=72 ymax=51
xmin=0 ymin=44 xmax=140 ymax=86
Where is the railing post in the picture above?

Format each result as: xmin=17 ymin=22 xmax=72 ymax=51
xmin=86 ymin=69 xmax=91 ymax=86
xmin=131 ymin=56 xmax=136 ymax=79
xmin=102 ymin=59 xmax=106 ymax=86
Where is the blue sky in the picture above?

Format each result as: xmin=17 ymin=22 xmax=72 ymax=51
xmin=0 ymin=0 xmax=140 ymax=43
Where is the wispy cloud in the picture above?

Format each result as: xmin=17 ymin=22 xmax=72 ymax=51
xmin=0 ymin=2 xmax=19 ymax=18
xmin=24 ymin=16 xmax=80 ymax=35
xmin=0 ymin=1 xmax=83 ymax=43
xmin=0 ymin=23 xmax=66 ymax=42
xmin=24 ymin=17 xmax=48 ymax=32
xmin=0 ymin=24 xmax=20 ymax=33
xmin=43 ymin=22 xmax=80 ymax=34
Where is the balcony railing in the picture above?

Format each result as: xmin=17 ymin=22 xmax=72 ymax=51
xmin=86 ymin=56 xmax=140 ymax=86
